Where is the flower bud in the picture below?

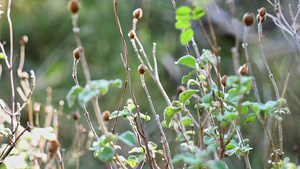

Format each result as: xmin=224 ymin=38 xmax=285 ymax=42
xmin=73 ymin=47 xmax=83 ymax=60
xmin=47 ymin=140 xmax=60 ymax=159
xmin=239 ymin=64 xmax=248 ymax=76
xmin=133 ymin=8 xmax=143 ymax=19
xmin=128 ymin=30 xmax=136 ymax=39
xmin=258 ymin=7 xmax=266 ymax=16
xmin=138 ymin=64 xmax=146 ymax=75
xmin=256 ymin=14 xmax=266 ymax=23
xmin=103 ymin=110 xmax=111 ymax=121
xmin=20 ymin=35 xmax=28 ymax=45
xmin=68 ymin=0 xmax=80 ymax=14
xmin=72 ymin=110 xmax=80 ymax=120
xmin=243 ymin=12 xmax=255 ymax=26
xmin=177 ymin=85 xmax=185 ymax=96
xmin=221 ymin=75 xmax=228 ymax=87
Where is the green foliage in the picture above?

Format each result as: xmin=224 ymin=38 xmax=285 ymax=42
xmin=119 ymin=131 xmax=137 ymax=147
xmin=66 ymin=79 xmax=122 ymax=107
xmin=94 ymin=146 xmax=115 ymax=162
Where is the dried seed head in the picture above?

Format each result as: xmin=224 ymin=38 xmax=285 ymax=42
xmin=20 ymin=35 xmax=28 ymax=45
xmin=221 ymin=75 xmax=228 ymax=87
xmin=177 ymin=85 xmax=185 ymax=96
xmin=126 ymin=98 xmax=134 ymax=105
xmin=103 ymin=110 xmax=111 ymax=121
xmin=239 ymin=64 xmax=248 ymax=76
xmin=256 ymin=14 xmax=266 ymax=23
xmin=243 ymin=12 xmax=255 ymax=26
xmin=68 ymin=0 xmax=80 ymax=14
xmin=128 ymin=30 xmax=136 ymax=39
xmin=47 ymin=140 xmax=60 ymax=159
xmin=258 ymin=7 xmax=266 ymax=16
xmin=133 ymin=8 xmax=143 ymax=19
xmin=33 ymin=102 xmax=41 ymax=112
xmin=72 ymin=110 xmax=80 ymax=120
xmin=138 ymin=64 xmax=146 ymax=74
xmin=73 ymin=47 xmax=83 ymax=60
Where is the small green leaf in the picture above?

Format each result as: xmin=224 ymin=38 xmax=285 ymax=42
xmin=119 ymin=131 xmax=137 ymax=147
xmin=204 ymin=136 xmax=214 ymax=144
xmin=192 ymin=6 xmax=205 ymax=20
xmin=138 ymin=113 xmax=151 ymax=121
xmin=128 ymin=147 xmax=144 ymax=154
xmin=180 ymin=28 xmax=194 ymax=45
xmin=148 ymin=141 xmax=157 ymax=150
xmin=244 ymin=113 xmax=256 ymax=124
xmin=0 ymin=52 xmax=4 ymax=59
xmin=207 ymin=160 xmax=227 ymax=169
xmin=175 ymin=21 xmax=191 ymax=29
xmin=225 ymin=143 xmax=236 ymax=150
xmin=89 ymin=79 xmax=122 ymax=95
xmin=127 ymin=155 xmax=138 ymax=168
xmin=78 ymin=89 xmax=98 ymax=106
xmin=202 ymin=92 xmax=213 ymax=104
xmin=94 ymin=146 xmax=115 ymax=162
xmin=181 ymin=116 xmax=194 ymax=126
xmin=109 ymin=79 xmax=122 ymax=88
xmin=164 ymin=106 xmax=181 ymax=127
xmin=179 ymin=89 xmax=198 ymax=103
xmin=175 ymin=55 xmax=197 ymax=68
xmin=177 ymin=6 xmax=192 ymax=16
xmin=66 ymin=86 xmax=83 ymax=107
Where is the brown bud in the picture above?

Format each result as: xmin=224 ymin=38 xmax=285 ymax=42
xmin=221 ymin=75 xmax=228 ymax=87
xmin=133 ymin=8 xmax=143 ymax=19
xmin=256 ymin=14 xmax=266 ymax=23
xmin=177 ymin=85 xmax=185 ymax=96
xmin=68 ymin=0 xmax=80 ymax=14
xmin=243 ymin=12 xmax=255 ymax=26
xmin=126 ymin=98 xmax=134 ymax=105
xmin=47 ymin=140 xmax=60 ymax=159
xmin=128 ymin=30 xmax=136 ymax=39
xmin=138 ymin=64 xmax=146 ymax=74
xmin=239 ymin=64 xmax=248 ymax=76
xmin=20 ymin=35 xmax=28 ymax=45
xmin=73 ymin=47 xmax=83 ymax=60
xmin=103 ymin=110 xmax=111 ymax=121
xmin=258 ymin=7 xmax=266 ymax=16
xmin=72 ymin=110 xmax=80 ymax=120
xmin=293 ymin=145 xmax=298 ymax=153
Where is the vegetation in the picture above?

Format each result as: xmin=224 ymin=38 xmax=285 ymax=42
xmin=0 ymin=0 xmax=299 ymax=168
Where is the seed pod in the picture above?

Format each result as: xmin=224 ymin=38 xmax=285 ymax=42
xmin=177 ymin=85 xmax=185 ymax=96
xmin=138 ymin=64 xmax=146 ymax=74
xmin=72 ymin=110 xmax=80 ymax=120
xmin=103 ymin=110 xmax=111 ymax=121
xmin=73 ymin=47 xmax=83 ymax=60
xmin=239 ymin=64 xmax=248 ymax=76
xmin=258 ymin=7 xmax=266 ymax=16
xmin=68 ymin=0 xmax=80 ymax=14
xmin=256 ymin=14 xmax=266 ymax=23
xmin=20 ymin=35 xmax=28 ymax=45
xmin=221 ymin=75 xmax=228 ymax=87
xmin=133 ymin=8 xmax=143 ymax=19
xmin=128 ymin=30 xmax=136 ymax=39
xmin=243 ymin=12 xmax=255 ymax=26
xmin=47 ymin=140 xmax=60 ymax=159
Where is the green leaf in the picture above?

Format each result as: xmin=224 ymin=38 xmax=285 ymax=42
xmin=128 ymin=147 xmax=144 ymax=154
xmin=119 ymin=131 xmax=137 ymax=147
xmin=204 ymin=136 xmax=214 ymax=144
xmin=94 ymin=146 xmax=115 ymax=162
xmin=176 ymin=6 xmax=192 ymax=16
xmin=207 ymin=160 xmax=227 ymax=169
xmin=203 ymin=92 xmax=213 ymax=104
xmin=192 ymin=6 xmax=206 ymax=20
xmin=173 ymin=153 xmax=198 ymax=165
xmin=227 ymin=88 xmax=240 ymax=102
xmin=175 ymin=21 xmax=191 ymax=29
xmin=179 ymin=89 xmax=198 ymax=104
xmin=89 ymin=79 xmax=122 ymax=95
xmin=164 ymin=106 xmax=181 ymax=127
xmin=200 ymin=49 xmax=217 ymax=66
xmin=180 ymin=28 xmax=194 ymax=45
xmin=0 ymin=52 xmax=4 ymax=59
xmin=78 ymin=89 xmax=98 ymax=106
xmin=244 ymin=113 xmax=256 ymax=124
xmin=175 ymin=55 xmax=197 ymax=68
xmin=225 ymin=143 xmax=236 ymax=150
xmin=138 ymin=113 xmax=151 ymax=121
xmin=66 ymin=86 xmax=83 ymax=107
xmin=148 ymin=141 xmax=157 ymax=150
xmin=127 ymin=155 xmax=139 ymax=168
xmin=109 ymin=79 xmax=122 ymax=88
xmin=182 ymin=116 xmax=193 ymax=126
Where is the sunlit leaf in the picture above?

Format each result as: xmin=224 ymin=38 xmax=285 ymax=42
xmin=180 ymin=28 xmax=194 ymax=45
xmin=164 ymin=106 xmax=181 ymax=127
xmin=175 ymin=21 xmax=191 ymax=29
xmin=179 ymin=89 xmax=198 ymax=104
xmin=0 ymin=52 xmax=4 ymax=59
xmin=175 ymin=55 xmax=197 ymax=68
xmin=192 ymin=6 xmax=206 ymax=20
xmin=127 ymin=155 xmax=138 ymax=168
xmin=119 ymin=131 xmax=137 ymax=147
xmin=244 ymin=113 xmax=256 ymax=124
xmin=94 ymin=146 xmax=114 ymax=162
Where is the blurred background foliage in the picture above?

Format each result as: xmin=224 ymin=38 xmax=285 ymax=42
xmin=0 ymin=0 xmax=300 ymax=168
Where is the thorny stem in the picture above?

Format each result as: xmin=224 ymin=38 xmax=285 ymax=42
xmin=140 ymin=74 xmax=174 ymax=169
xmin=113 ymin=0 xmax=154 ymax=168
